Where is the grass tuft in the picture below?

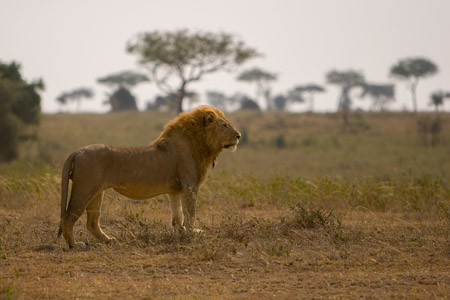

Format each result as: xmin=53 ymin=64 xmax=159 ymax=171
xmin=289 ymin=202 xmax=337 ymax=229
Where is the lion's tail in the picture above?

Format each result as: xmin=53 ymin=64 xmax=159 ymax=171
xmin=57 ymin=152 xmax=76 ymax=238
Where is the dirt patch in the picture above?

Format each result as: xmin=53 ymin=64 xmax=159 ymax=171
xmin=1 ymin=204 xmax=449 ymax=299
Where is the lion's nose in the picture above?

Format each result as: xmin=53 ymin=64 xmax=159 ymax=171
xmin=236 ymin=133 xmax=241 ymax=140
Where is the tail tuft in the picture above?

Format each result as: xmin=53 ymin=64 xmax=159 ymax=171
xmin=59 ymin=152 xmax=75 ymax=240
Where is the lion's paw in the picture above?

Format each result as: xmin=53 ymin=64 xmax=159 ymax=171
xmin=73 ymin=241 xmax=88 ymax=251
xmin=105 ymin=236 xmax=117 ymax=244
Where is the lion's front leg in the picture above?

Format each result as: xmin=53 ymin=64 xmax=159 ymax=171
xmin=169 ymin=193 xmax=185 ymax=235
xmin=180 ymin=186 xmax=198 ymax=231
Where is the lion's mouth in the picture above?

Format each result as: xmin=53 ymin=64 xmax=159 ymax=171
xmin=224 ymin=140 xmax=239 ymax=152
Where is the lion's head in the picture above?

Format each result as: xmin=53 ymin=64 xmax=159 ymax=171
xmin=160 ymin=105 xmax=241 ymax=155
xmin=202 ymin=106 xmax=241 ymax=152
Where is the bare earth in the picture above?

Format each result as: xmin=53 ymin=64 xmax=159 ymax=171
xmin=1 ymin=202 xmax=449 ymax=299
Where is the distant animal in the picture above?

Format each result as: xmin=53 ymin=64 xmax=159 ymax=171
xmin=58 ymin=105 xmax=241 ymax=249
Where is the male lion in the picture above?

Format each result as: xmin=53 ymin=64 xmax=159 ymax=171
xmin=58 ymin=105 xmax=241 ymax=249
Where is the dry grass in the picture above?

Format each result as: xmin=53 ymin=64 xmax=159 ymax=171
xmin=17 ymin=111 xmax=450 ymax=178
xmin=1 ymin=111 xmax=450 ymax=299
xmin=1 ymin=170 xmax=449 ymax=299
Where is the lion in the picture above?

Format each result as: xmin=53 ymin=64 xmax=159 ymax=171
xmin=58 ymin=105 xmax=241 ymax=249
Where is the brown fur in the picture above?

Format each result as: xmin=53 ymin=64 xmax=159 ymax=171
xmin=58 ymin=105 xmax=241 ymax=249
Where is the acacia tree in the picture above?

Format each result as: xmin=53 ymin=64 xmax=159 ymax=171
xmin=97 ymin=71 xmax=149 ymax=88
xmin=127 ymin=29 xmax=259 ymax=114
xmin=430 ymin=90 xmax=450 ymax=112
xmin=326 ymin=70 xmax=365 ymax=125
xmin=389 ymin=57 xmax=438 ymax=113
xmin=97 ymin=71 xmax=149 ymax=111
xmin=56 ymin=87 xmax=94 ymax=112
xmin=291 ymin=84 xmax=325 ymax=112
xmin=359 ymin=83 xmax=395 ymax=111
xmin=237 ymin=68 xmax=277 ymax=110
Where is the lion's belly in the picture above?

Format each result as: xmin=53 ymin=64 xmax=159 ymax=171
xmin=104 ymin=147 xmax=180 ymax=199
xmin=113 ymin=181 xmax=177 ymax=200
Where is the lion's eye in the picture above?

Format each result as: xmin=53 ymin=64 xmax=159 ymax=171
xmin=223 ymin=124 xmax=228 ymax=128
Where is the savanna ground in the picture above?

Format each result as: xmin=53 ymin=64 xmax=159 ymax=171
xmin=1 ymin=111 xmax=450 ymax=299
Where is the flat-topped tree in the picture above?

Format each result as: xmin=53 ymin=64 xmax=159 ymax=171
xmin=56 ymin=87 xmax=94 ymax=112
xmin=291 ymin=84 xmax=325 ymax=112
xmin=97 ymin=71 xmax=149 ymax=112
xmin=127 ymin=29 xmax=259 ymax=114
xmin=326 ymin=70 xmax=365 ymax=125
xmin=359 ymin=83 xmax=395 ymax=111
xmin=430 ymin=90 xmax=450 ymax=113
xmin=97 ymin=71 xmax=149 ymax=89
xmin=389 ymin=57 xmax=438 ymax=113
xmin=237 ymin=68 xmax=277 ymax=110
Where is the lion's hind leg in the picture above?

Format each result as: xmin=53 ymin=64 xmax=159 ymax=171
xmin=60 ymin=185 xmax=99 ymax=249
xmin=86 ymin=192 xmax=115 ymax=244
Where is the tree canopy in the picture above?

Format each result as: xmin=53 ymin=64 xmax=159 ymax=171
xmin=389 ymin=57 xmax=438 ymax=113
xmin=0 ymin=61 xmax=44 ymax=161
xmin=293 ymin=84 xmax=325 ymax=93
xmin=97 ymin=71 xmax=149 ymax=112
xmin=237 ymin=67 xmax=277 ymax=109
xmin=291 ymin=84 xmax=326 ymax=112
xmin=359 ymin=83 xmax=395 ymax=111
xmin=286 ymin=89 xmax=305 ymax=104
xmin=0 ymin=61 xmax=43 ymax=125
xmin=390 ymin=58 xmax=438 ymax=80
xmin=127 ymin=29 xmax=259 ymax=113
xmin=56 ymin=88 xmax=94 ymax=104
xmin=430 ymin=90 xmax=450 ymax=112
xmin=56 ymin=87 xmax=94 ymax=112
xmin=237 ymin=68 xmax=277 ymax=82
xmin=326 ymin=70 xmax=365 ymax=110
xmin=97 ymin=71 xmax=149 ymax=88
xmin=326 ymin=70 xmax=365 ymax=124
xmin=326 ymin=70 xmax=365 ymax=88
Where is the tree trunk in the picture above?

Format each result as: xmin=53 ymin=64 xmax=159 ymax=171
xmin=337 ymin=87 xmax=350 ymax=112
xmin=309 ymin=93 xmax=314 ymax=113
xmin=337 ymin=88 xmax=350 ymax=126
xmin=76 ymin=99 xmax=81 ymax=113
xmin=379 ymin=97 xmax=384 ymax=112
xmin=176 ymin=81 xmax=187 ymax=114
xmin=256 ymin=82 xmax=262 ymax=110
xmin=176 ymin=96 xmax=183 ymax=114
xmin=410 ymin=79 xmax=418 ymax=113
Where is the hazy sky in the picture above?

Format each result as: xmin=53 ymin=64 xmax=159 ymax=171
xmin=1 ymin=0 xmax=449 ymax=113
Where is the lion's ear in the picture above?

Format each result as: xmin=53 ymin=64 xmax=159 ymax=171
xmin=204 ymin=112 xmax=216 ymax=124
